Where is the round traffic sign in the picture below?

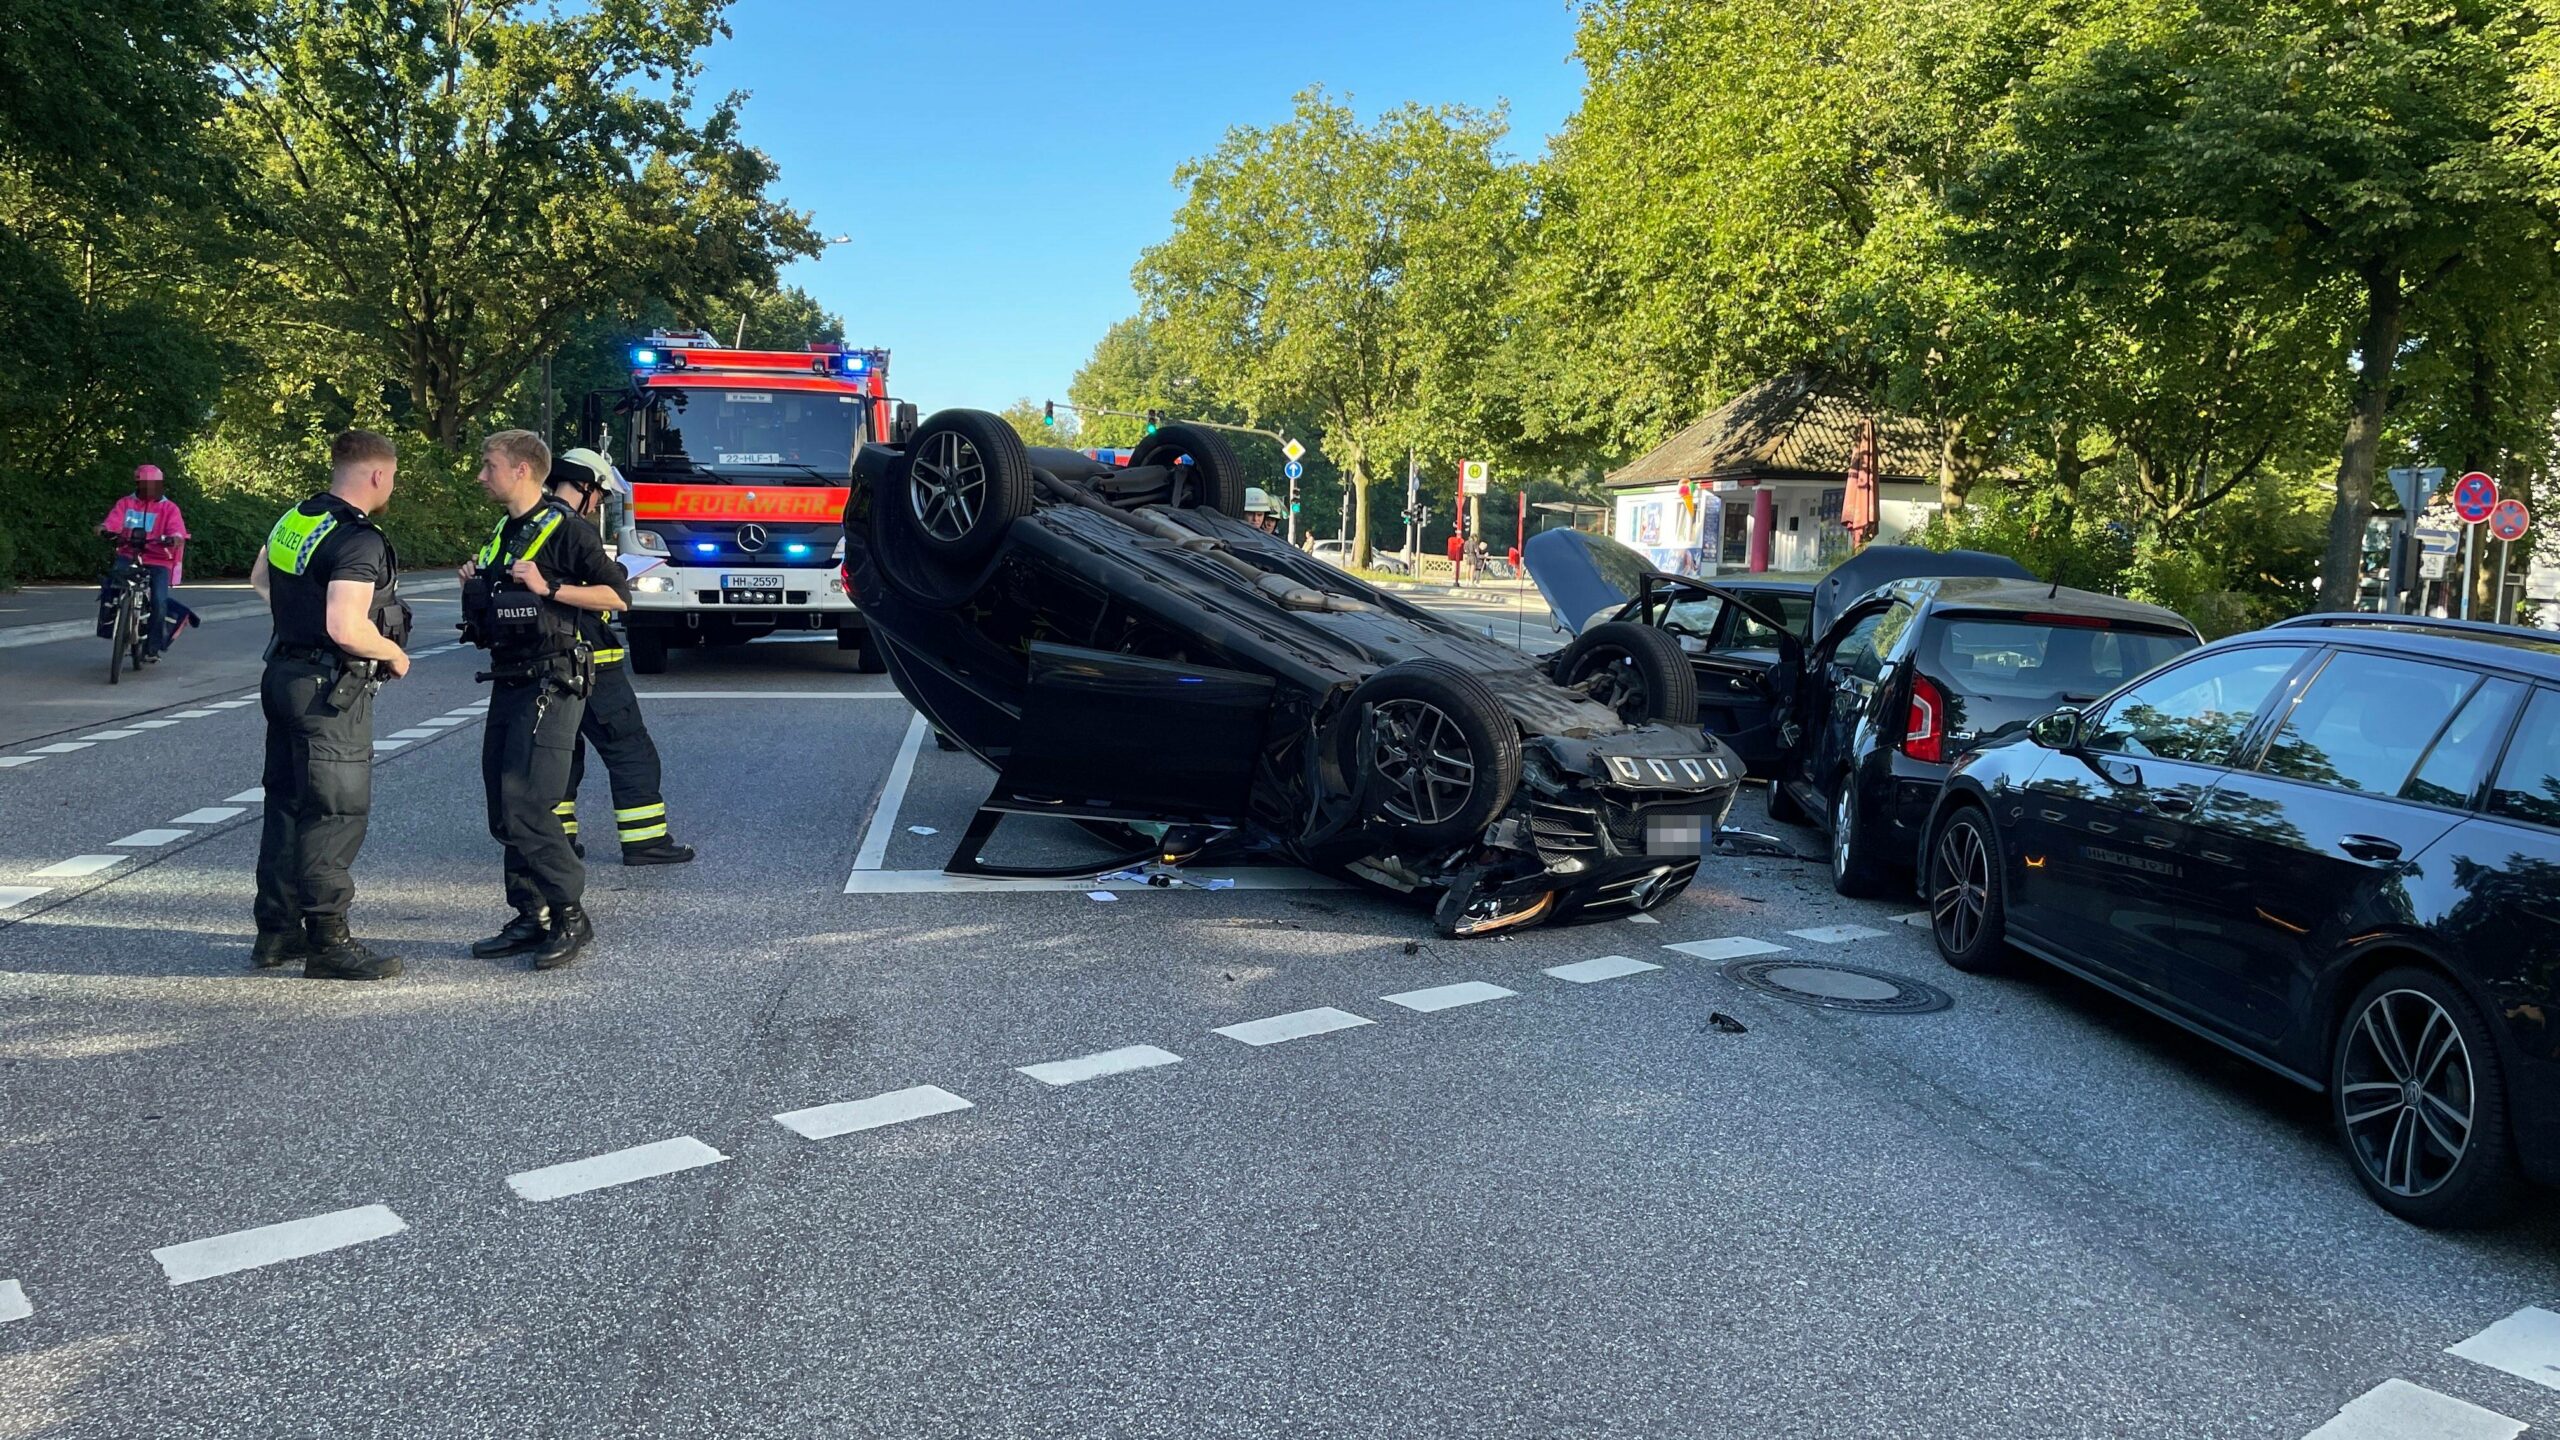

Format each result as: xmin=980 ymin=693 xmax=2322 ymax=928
xmin=2455 ymin=471 xmax=2499 ymax=523
xmin=1283 ymin=459 xmax=1303 ymax=481
xmin=2491 ymin=497 xmax=2531 ymax=541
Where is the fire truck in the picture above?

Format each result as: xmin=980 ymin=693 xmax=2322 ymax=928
xmin=585 ymin=330 xmax=913 ymax=673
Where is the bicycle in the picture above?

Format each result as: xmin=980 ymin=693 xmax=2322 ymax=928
xmin=103 ymin=531 xmax=152 ymax=685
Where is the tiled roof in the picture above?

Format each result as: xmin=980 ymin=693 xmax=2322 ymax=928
xmin=1605 ymin=371 xmax=1940 ymax=490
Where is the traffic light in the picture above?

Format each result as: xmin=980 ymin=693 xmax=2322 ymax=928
xmin=1042 ymin=400 xmax=1054 ymax=427
xmin=1144 ymin=408 xmax=1162 ymax=435
xmin=1290 ymin=502 xmax=1301 ymax=515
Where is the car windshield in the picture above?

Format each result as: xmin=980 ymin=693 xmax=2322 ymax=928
xmin=636 ymin=386 xmax=863 ymax=482
xmin=1926 ymin=617 xmax=2195 ymax=703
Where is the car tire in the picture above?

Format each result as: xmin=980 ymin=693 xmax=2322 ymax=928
xmin=2331 ymin=966 xmax=2520 ymax=1227
xmin=1130 ymin=423 xmax=1246 ymax=518
xmin=1927 ymin=806 xmax=2009 ymax=972
xmin=1828 ymin=778 xmax=1888 ymax=898
xmin=630 ymin=629 xmax=668 ymax=675
xmin=1554 ymin=621 xmax=1700 ymax=725
xmin=901 ymin=409 xmax=1033 ymax=563
xmin=1336 ymin=659 xmax=1522 ymax=848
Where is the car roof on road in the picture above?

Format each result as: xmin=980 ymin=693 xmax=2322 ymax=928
xmin=2259 ymin=614 xmax=2560 ymax=679
xmin=1881 ymin=576 xmax=2196 ymax=632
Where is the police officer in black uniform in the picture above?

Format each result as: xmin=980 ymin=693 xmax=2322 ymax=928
xmin=460 ymin=431 xmax=629 ymax=970
xmin=542 ymin=448 xmax=695 ymax=866
xmin=247 ymin=429 xmax=413 ymax=980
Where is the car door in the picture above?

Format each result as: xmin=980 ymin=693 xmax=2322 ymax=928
xmin=1785 ymin=601 xmax=1901 ymax=818
xmin=2426 ymin=685 xmax=2560 ymax=1096
xmin=2002 ymin=643 xmax=2314 ymax=983
xmin=1688 ymin=592 xmax=1796 ymax=774
xmin=2183 ymin=655 xmax=2517 ymax=1053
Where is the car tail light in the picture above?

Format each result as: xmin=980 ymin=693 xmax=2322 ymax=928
xmin=1903 ymin=674 xmax=1946 ymax=763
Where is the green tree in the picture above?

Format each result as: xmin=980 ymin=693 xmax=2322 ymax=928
xmin=1136 ymin=89 xmax=1523 ymax=566
xmin=217 ymin=0 xmax=818 ymax=451
xmin=998 ymin=396 xmax=1060 ymax=446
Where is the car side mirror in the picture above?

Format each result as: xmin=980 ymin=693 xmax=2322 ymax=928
xmin=2031 ymin=707 xmax=2083 ymax=751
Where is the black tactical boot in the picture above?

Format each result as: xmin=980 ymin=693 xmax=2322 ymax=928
xmin=621 ymin=839 xmax=696 ymax=867
xmin=250 ymin=928 xmax=311 ymax=970
xmin=470 ymin=908 xmax=550 ymax=959
xmin=303 ymin=915 xmax=402 ymax=981
xmin=531 ymin=904 xmax=593 ymax=971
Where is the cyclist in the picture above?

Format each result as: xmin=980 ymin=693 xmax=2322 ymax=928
xmin=98 ymin=463 xmax=198 ymax=662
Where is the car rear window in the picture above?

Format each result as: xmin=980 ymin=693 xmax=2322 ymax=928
xmin=1924 ymin=617 xmax=2195 ymax=702
xmin=2490 ymin=687 xmax=2560 ymax=829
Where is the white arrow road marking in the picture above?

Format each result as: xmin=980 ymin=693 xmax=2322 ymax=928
xmin=1214 ymin=1007 xmax=1374 ymax=1047
xmin=507 ymin=1136 xmax=727 ymax=1203
xmin=151 ymin=1205 xmax=408 ymax=1286
xmin=774 ymin=1085 xmax=974 ymax=1140
xmin=1380 ymin=981 xmax=1517 ymax=1013
xmin=1017 ymin=1045 xmax=1183 ymax=1087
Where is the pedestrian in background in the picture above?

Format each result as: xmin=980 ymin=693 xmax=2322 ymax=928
xmin=461 ymin=430 xmax=630 ymax=970
xmin=246 ymin=430 xmax=412 ymax=980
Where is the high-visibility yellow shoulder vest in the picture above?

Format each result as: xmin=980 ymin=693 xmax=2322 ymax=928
xmin=266 ymin=505 xmax=343 ymax=576
xmin=476 ymin=503 xmax=565 ymax=569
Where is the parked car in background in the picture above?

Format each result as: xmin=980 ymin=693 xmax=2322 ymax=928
xmin=1311 ymin=539 xmax=1409 ymax=576
xmin=1923 ymin=614 xmax=2560 ymax=1225
xmin=1525 ymin=534 xmax=2201 ymax=894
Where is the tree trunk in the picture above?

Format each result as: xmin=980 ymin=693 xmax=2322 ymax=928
xmin=2316 ymin=263 xmax=2404 ymax=611
xmin=1349 ymin=455 xmax=1374 ymax=569
xmin=1938 ymin=414 xmax=1982 ymax=512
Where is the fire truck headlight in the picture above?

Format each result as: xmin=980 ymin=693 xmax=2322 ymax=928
xmin=632 ymin=529 xmax=668 ymax=555
xmin=633 ymin=573 xmax=675 ymax=594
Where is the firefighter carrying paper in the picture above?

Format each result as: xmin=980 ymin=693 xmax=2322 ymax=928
xmin=546 ymin=448 xmax=695 ymax=867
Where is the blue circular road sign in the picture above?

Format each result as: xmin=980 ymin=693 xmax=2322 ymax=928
xmin=1284 ymin=459 xmax=1304 ymax=480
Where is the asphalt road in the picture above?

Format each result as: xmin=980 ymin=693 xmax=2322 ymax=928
xmin=1 ymin=599 xmax=2557 ymax=1440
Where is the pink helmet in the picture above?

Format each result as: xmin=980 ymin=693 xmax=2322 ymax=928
xmin=134 ymin=464 xmax=164 ymax=486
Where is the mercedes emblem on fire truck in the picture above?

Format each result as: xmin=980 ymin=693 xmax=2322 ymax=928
xmin=736 ymin=523 xmax=769 ymax=553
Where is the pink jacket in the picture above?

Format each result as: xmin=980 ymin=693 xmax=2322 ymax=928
xmin=104 ymin=495 xmax=189 ymax=581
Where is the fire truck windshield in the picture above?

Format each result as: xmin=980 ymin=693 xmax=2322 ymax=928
xmin=634 ymin=387 xmax=862 ymax=482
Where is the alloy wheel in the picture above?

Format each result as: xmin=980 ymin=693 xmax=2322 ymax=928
xmin=1832 ymin=789 xmax=1853 ymax=884
xmin=1932 ymin=820 xmax=1991 ymax=955
xmin=2338 ymin=988 xmax=2475 ymax=1198
xmin=1369 ymin=699 xmax=1477 ymax=826
xmin=908 ymin=430 xmax=988 ymax=543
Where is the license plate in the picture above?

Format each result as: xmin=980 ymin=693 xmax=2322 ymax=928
xmin=723 ymin=573 xmax=784 ymax=605
xmin=1642 ymin=807 xmax=1722 ymax=855
xmin=724 ymin=573 xmax=784 ymax=589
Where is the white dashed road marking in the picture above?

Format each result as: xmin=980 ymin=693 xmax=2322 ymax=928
xmin=1625 ymin=912 xmax=1661 ymax=925
xmin=81 ymin=730 xmax=141 ymax=741
xmin=0 ymin=886 xmax=50 ymax=912
xmin=1214 ymin=1007 xmax=1374 ymax=1046
xmin=2301 ymin=1379 xmax=2523 ymax=1439
xmin=1663 ymin=936 xmax=1789 ymax=961
xmin=169 ymin=709 xmax=219 ymax=719
xmin=151 ymin=1204 xmax=409 ymax=1286
xmin=417 ymin=716 xmax=470 ymax=729
xmin=372 ymin=740 xmax=409 ymax=753
xmin=1788 ymin=923 xmax=1889 ymax=944
xmin=169 ymin=806 xmax=244 ymax=825
xmin=207 ymin=699 xmax=253 ymax=709
xmin=1545 ymin=955 xmax=1662 ymax=984
xmin=774 ymin=1084 xmax=974 ymax=1140
xmin=507 ymin=1136 xmax=728 ymax=1203
xmin=385 ymin=728 xmax=439 ymax=741
xmin=1017 ymin=1045 xmax=1184 ymax=1087
xmin=131 ymin=719 xmax=181 ymax=729
xmin=2449 ymin=1305 xmax=2560 ymax=1392
xmin=225 ymin=787 xmax=264 ymax=804
xmin=29 ymin=742 xmax=93 ymax=754
xmin=1381 ymin=981 xmax=1517 ymax=1013
xmin=0 ymin=757 xmax=40 ymax=769
xmin=0 ymin=1280 xmax=26 ymax=1324
xmin=110 ymin=829 xmax=190 ymax=848
xmin=32 ymin=856 xmax=121 ymax=879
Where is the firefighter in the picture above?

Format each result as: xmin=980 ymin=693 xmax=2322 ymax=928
xmin=544 ymin=448 xmax=695 ymax=867
xmin=459 ymin=431 xmax=629 ymax=970
xmin=245 ymin=430 xmax=413 ymax=980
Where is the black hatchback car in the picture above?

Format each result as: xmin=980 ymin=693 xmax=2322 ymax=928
xmin=1527 ymin=534 xmax=2200 ymax=896
xmin=1922 ymin=615 xmax=2560 ymax=1224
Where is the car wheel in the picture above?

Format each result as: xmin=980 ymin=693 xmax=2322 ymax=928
xmin=630 ymin=630 xmax=668 ymax=675
xmin=1928 ymin=807 xmax=2008 ymax=972
xmin=1829 ymin=779 xmax=1887 ymax=897
xmin=2331 ymin=967 xmax=2519 ymax=1227
xmin=1336 ymin=659 xmax=1522 ymax=848
xmin=902 ymin=409 xmax=1033 ymax=563
xmin=1130 ymin=423 xmax=1246 ymax=518
xmin=1555 ymin=621 xmax=1700 ymax=725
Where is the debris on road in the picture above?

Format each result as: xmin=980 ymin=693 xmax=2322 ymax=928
xmin=1705 ymin=1012 xmax=1749 ymax=1034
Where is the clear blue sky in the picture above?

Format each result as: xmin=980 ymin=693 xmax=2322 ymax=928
xmin=699 ymin=0 xmax=1588 ymax=412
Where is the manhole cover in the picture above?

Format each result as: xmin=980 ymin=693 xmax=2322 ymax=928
xmin=1719 ymin=958 xmax=1951 ymax=1014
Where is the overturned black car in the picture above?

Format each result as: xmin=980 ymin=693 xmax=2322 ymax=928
xmin=838 ymin=408 xmax=1744 ymax=935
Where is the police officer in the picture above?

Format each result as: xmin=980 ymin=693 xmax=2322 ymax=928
xmin=543 ymin=448 xmax=695 ymax=867
xmin=246 ymin=430 xmax=413 ymax=980
xmin=461 ymin=430 xmax=628 ymax=970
